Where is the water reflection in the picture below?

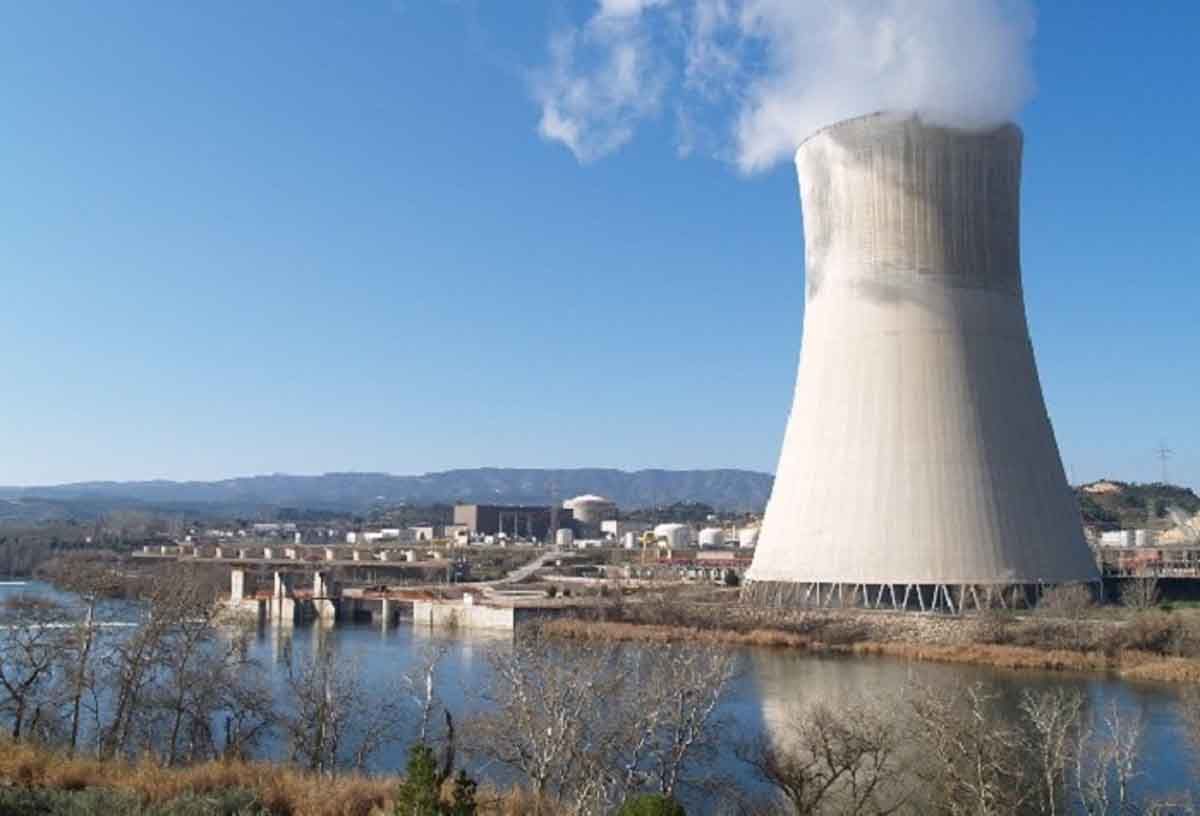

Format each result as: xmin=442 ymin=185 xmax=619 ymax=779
xmin=0 ymin=583 xmax=1195 ymax=812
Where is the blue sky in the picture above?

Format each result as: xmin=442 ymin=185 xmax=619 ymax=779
xmin=1 ymin=1 xmax=1196 ymax=488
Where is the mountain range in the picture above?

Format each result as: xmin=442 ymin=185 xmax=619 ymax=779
xmin=0 ymin=468 xmax=774 ymax=522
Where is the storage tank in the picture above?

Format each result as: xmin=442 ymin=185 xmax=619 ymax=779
xmin=745 ymin=112 xmax=1098 ymax=609
xmin=698 ymin=527 xmax=726 ymax=549
xmin=737 ymin=527 xmax=760 ymax=549
xmin=554 ymin=528 xmax=575 ymax=549
xmin=654 ymin=523 xmax=691 ymax=550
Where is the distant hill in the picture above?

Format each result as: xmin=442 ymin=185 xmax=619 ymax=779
xmin=0 ymin=468 xmax=774 ymax=521
xmin=1076 ymin=479 xmax=1200 ymax=531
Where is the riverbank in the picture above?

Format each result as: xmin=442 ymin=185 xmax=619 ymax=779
xmin=544 ymin=602 xmax=1200 ymax=683
xmin=0 ymin=740 xmax=545 ymax=816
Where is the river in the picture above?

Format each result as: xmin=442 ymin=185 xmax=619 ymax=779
xmin=1 ymin=582 xmax=1196 ymax=812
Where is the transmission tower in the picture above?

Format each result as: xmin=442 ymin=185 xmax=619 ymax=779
xmin=1155 ymin=441 xmax=1174 ymax=484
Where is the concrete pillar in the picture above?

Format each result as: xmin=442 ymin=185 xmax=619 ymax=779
xmin=142 ymin=545 xmax=151 ymax=554
xmin=238 ymin=548 xmax=248 ymax=560
xmin=263 ymin=547 xmax=274 ymax=560
xmin=231 ymin=569 xmax=245 ymax=603
xmin=352 ymin=549 xmax=363 ymax=562
xmin=284 ymin=547 xmax=297 ymax=560
xmin=377 ymin=550 xmax=391 ymax=561
xmin=160 ymin=545 xmax=170 ymax=555
xmin=313 ymin=572 xmax=336 ymax=622
xmin=380 ymin=598 xmax=392 ymax=628
xmin=214 ymin=546 xmax=225 ymax=559
xmin=404 ymin=550 xmax=417 ymax=563
xmin=271 ymin=571 xmax=295 ymax=625
xmin=324 ymin=548 xmax=336 ymax=562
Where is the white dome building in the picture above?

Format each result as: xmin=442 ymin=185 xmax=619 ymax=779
xmin=563 ymin=494 xmax=617 ymax=527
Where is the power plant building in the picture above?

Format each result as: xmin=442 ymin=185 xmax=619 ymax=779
xmin=453 ymin=504 xmax=570 ymax=541
xmin=562 ymin=494 xmax=617 ymax=528
xmin=745 ymin=113 xmax=1098 ymax=611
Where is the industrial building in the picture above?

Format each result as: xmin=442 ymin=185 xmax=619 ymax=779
xmin=562 ymin=494 xmax=617 ymax=532
xmin=453 ymin=503 xmax=570 ymax=541
xmin=745 ymin=113 xmax=1098 ymax=611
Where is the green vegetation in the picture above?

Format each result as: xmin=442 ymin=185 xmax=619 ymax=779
xmin=615 ymin=793 xmax=687 ymax=816
xmin=0 ymin=786 xmax=266 ymax=815
xmin=1076 ymin=480 xmax=1200 ymax=530
xmin=393 ymin=744 xmax=477 ymax=816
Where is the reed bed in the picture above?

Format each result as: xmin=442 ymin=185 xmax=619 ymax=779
xmin=541 ymin=618 xmax=1200 ymax=683
xmin=0 ymin=740 xmax=562 ymax=816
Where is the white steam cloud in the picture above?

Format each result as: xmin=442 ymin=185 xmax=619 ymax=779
xmin=534 ymin=0 xmax=1036 ymax=173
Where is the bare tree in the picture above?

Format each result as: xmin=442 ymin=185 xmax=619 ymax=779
xmin=1038 ymin=585 xmax=1096 ymax=648
xmin=469 ymin=629 xmax=735 ymax=815
xmin=0 ymin=597 xmax=68 ymax=741
xmin=1120 ymin=577 xmax=1161 ymax=612
xmin=1019 ymin=688 xmax=1084 ymax=816
xmin=41 ymin=553 xmax=120 ymax=753
xmin=743 ymin=699 xmax=910 ymax=815
xmin=1075 ymin=701 xmax=1144 ymax=815
xmin=910 ymin=683 xmax=1032 ymax=816
xmin=625 ymin=643 xmax=736 ymax=798
xmin=279 ymin=642 xmax=406 ymax=775
xmin=469 ymin=630 xmax=625 ymax=813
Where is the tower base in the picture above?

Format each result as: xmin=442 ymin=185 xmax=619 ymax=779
xmin=741 ymin=580 xmax=1096 ymax=614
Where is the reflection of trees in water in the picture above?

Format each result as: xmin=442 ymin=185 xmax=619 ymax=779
xmin=747 ymin=650 xmax=1200 ymax=815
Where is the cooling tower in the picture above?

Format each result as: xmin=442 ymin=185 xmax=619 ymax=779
xmin=745 ymin=112 xmax=1098 ymax=611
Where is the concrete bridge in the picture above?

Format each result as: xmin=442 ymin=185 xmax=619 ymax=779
xmin=220 ymin=548 xmax=572 ymax=628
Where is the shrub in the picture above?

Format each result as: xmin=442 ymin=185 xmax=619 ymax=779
xmin=393 ymin=744 xmax=477 ymax=816
xmin=615 ymin=793 xmax=687 ymax=816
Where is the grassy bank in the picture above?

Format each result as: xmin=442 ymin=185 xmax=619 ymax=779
xmin=541 ymin=615 xmax=1200 ymax=684
xmin=0 ymin=740 xmax=549 ymax=816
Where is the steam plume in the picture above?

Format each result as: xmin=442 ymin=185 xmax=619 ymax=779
xmin=534 ymin=0 xmax=1036 ymax=173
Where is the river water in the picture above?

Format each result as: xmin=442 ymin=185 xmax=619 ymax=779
xmin=1 ymin=582 xmax=1197 ymax=811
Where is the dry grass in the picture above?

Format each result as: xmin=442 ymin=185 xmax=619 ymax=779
xmin=0 ymin=741 xmax=393 ymax=816
xmin=541 ymin=618 xmax=1200 ymax=684
xmin=0 ymin=740 xmax=560 ymax=816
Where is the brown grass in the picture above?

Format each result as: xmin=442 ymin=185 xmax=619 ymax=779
xmin=0 ymin=740 xmax=559 ymax=816
xmin=541 ymin=618 xmax=1200 ymax=683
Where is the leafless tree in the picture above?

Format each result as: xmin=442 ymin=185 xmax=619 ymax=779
xmin=41 ymin=553 xmax=120 ymax=753
xmin=0 ymin=596 xmax=68 ymax=741
xmin=469 ymin=629 xmax=735 ymax=815
xmin=279 ymin=642 xmax=406 ymax=775
xmin=624 ymin=643 xmax=737 ymax=798
xmin=1019 ymin=688 xmax=1084 ymax=816
xmin=469 ymin=630 xmax=625 ymax=814
xmin=1075 ymin=700 xmax=1144 ymax=815
xmin=910 ymin=683 xmax=1032 ymax=816
xmin=742 ymin=699 xmax=910 ymax=815
xmin=400 ymin=642 xmax=460 ymax=787
xmin=1120 ymin=577 xmax=1161 ymax=612
xmin=1038 ymin=584 xmax=1096 ymax=648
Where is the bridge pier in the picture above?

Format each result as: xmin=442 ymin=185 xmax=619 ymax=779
xmin=313 ymin=571 xmax=337 ymax=622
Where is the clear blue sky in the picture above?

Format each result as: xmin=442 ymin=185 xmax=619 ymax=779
xmin=1 ymin=1 xmax=1196 ymax=488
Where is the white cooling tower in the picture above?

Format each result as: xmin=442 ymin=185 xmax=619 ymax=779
xmin=745 ymin=112 xmax=1098 ymax=611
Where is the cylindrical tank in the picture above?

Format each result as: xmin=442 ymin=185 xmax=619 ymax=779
xmin=746 ymin=113 xmax=1098 ymax=599
xmin=737 ymin=526 xmax=760 ymax=549
xmin=698 ymin=527 xmax=726 ymax=549
xmin=621 ymin=531 xmax=639 ymax=550
xmin=554 ymin=528 xmax=575 ymax=549
xmin=653 ymin=523 xmax=692 ymax=550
